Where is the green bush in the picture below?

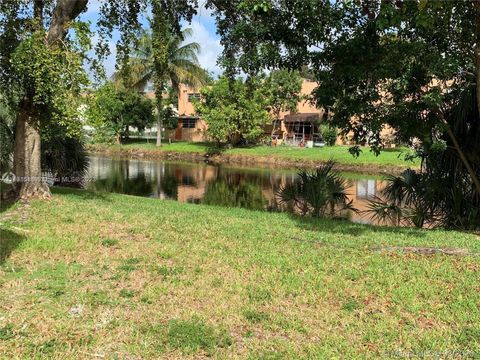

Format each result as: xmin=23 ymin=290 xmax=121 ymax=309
xmin=320 ymin=124 xmax=337 ymax=146
xmin=41 ymin=124 xmax=89 ymax=186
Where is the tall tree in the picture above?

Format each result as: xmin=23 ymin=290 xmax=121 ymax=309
xmin=194 ymin=77 xmax=269 ymax=144
xmin=3 ymin=0 xmax=90 ymax=199
xmin=264 ymin=69 xmax=303 ymax=135
xmin=0 ymin=0 xmax=197 ymax=199
xmin=117 ymin=26 xmax=208 ymax=146
xmin=87 ymin=83 xmax=154 ymax=144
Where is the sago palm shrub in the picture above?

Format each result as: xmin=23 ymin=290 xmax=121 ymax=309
xmin=367 ymin=151 xmax=480 ymax=229
xmin=278 ymin=161 xmax=356 ymax=218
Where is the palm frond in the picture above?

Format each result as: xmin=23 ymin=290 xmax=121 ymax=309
xmin=120 ymin=26 xmax=207 ymax=93
xmin=365 ymin=196 xmax=402 ymax=226
xmin=171 ymin=42 xmax=201 ymax=62
xmin=278 ymin=162 xmax=354 ymax=218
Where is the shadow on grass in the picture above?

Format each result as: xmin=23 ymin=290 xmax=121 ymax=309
xmin=0 ymin=198 xmax=16 ymax=215
xmin=52 ymin=186 xmax=111 ymax=202
xmin=287 ymin=212 xmax=427 ymax=238
xmin=0 ymin=228 xmax=25 ymax=264
xmin=0 ymin=183 xmax=15 ymax=215
xmin=1 ymin=186 xmax=110 ymax=217
xmin=206 ymin=144 xmax=226 ymax=156
xmin=381 ymin=147 xmax=408 ymax=153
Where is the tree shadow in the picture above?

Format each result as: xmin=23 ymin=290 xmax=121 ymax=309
xmin=1 ymin=187 xmax=110 ymax=217
xmin=205 ymin=143 xmax=226 ymax=155
xmin=0 ymin=198 xmax=16 ymax=215
xmin=287 ymin=212 xmax=428 ymax=238
xmin=381 ymin=147 xmax=408 ymax=153
xmin=0 ymin=228 xmax=25 ymax=264
xmin=0 ymin=183 xmax=16 ymax=215
xmin=52 ymin=186 xmax=111 ymax=201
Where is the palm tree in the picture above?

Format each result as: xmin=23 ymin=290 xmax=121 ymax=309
xmin=114 ymin=27 xmax=209 ymax=146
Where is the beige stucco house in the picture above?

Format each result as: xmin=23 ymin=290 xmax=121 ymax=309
xmin=172 ymin=84 xmax=208 ymax=142
xmin=167 ymin=79 xmax=396 ymax=146
xmin=173 ymin=80 xmax=327 ymax=143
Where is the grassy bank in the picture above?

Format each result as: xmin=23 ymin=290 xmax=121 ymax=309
xmin=89 ymin=140 xmax=419 ymax=171
xmin=1 ymin=189 xmax=479 ymax=358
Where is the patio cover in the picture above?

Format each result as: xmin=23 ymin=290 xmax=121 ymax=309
xmin=178 ymin=115 xmax=200 ymax=119
xmin=284 ymin=113 xmax=322 ymax=123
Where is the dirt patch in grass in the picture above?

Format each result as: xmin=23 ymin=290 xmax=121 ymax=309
xmin=0 ymin=200 xmax=31 ymax=225
xmin=98 ymin=223 xmax=152 ymax=243
xmin=373 ymin=246 xmax=477 ymax=256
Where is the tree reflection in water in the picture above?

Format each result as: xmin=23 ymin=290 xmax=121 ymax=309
xmin=91 ymin=160 xmax=153 ymax=196
xmin=86 ymin=156 xmax=385 ymax=224
xmin=202 ymin=179 xmax=267 ymax=210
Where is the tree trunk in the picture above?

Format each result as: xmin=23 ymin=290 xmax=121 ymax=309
xmin=12 ymin=99 xmax=51 ymax=199
xmin=156 ymin=106 xmax=162 ymax=147
xmin=151 ymin=4 xmax=168 ymax=147
xmin=10 ymin=0 xmax=89 ymax=200
xmin=271 ymin=111 xmax=280 ymax=137
xmin=470 ymin=0 xmax=480 ymax=196
xmin=115 ymin=133 xmax=122 ymax=145
xmin=475 ymin=1 xmax=480 ymax=118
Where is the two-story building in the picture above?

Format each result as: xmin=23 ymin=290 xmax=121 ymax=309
xmin=173 ymin=84 xmax=208 ymax=142
xmin=171 ymin=79 xmax=396 ymax=146
xmin=173 ymin=79 xmax=327 ymax=143
xmin=264 ymin=79 xmax=325 ymax=145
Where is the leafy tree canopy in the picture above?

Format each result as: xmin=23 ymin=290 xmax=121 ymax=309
xmin=207 ymin=1 xmax=478 ymax=151
xmin=87 ymin=83 xmax=154 ymax=144
xmin=194 ymin=77 xmax=270 ymax=144
xmin=114 ymin=27 xmax=209 ymax=93
xmin=264 ymin=69 xmax=303 ymax=119
xmin=207 ymin=0 xmax=480 ymax=197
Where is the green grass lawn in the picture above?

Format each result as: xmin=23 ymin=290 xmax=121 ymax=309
xmin=96 ymin=140 xmax=419 ymax=168
xmin=1 ymin=188 xmax=479 ymax=358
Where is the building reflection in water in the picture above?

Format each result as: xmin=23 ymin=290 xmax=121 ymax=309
xmin=87 ymin=156 xmax=386 ymax=224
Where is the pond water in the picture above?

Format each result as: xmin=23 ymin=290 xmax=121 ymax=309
xmin=86 ymin=156 xmax=387 ymax=224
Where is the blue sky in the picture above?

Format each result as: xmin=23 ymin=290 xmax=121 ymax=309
xmin=79 ymin=1 xmax=223 ymax=78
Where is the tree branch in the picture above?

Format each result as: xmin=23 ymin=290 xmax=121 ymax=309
xmin=45 ymin=0 xmax=89 ymax=45
xmin=439 ymin=112 xmax=480 ymax=196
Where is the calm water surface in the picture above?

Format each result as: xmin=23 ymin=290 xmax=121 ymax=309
xmin=86 ymin=156 xmax=387 ymax=224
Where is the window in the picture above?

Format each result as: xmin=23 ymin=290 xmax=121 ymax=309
xmin=182 ymin=175 xmax=195 ymax=186
xmin=182 ymin=118 xmax=196 ymax=129
xmin=188 ymin=93 xmax=201 ymax=102
xmin=356 ymin=179 xmax=377 ymax=199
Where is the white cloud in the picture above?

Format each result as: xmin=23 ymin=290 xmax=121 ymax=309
xmin=186 ymin=20 xmax=223 ymax=77
xmin=83 ymin=1 xmax=223 ymax=79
